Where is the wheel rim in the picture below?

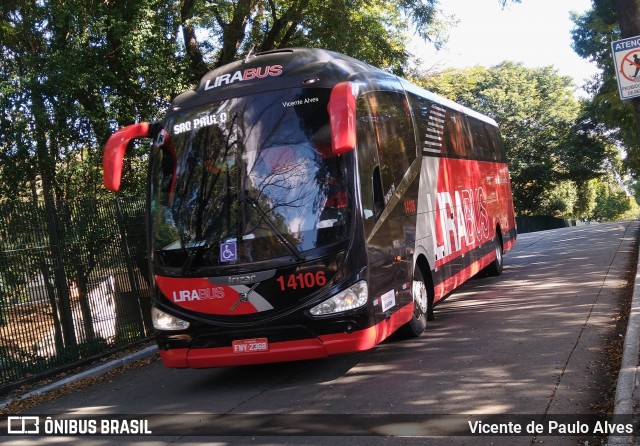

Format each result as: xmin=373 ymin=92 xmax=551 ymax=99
xmin=413 ymin=279 xmax=428 ymax=315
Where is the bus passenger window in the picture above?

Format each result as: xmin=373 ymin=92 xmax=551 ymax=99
xmin=356 ymin=96 xmax=381 ymax=228
xmin=485 ymin=125 xmax=506 ymax=162
xmin=368 ymin=92 xmax=415 ymax=199
xmin=468 ymin=119 xmax=491 ymax=161
xmin=408 ymin=94 xmax=445 ymax=156
xmin=443 ymin=111 xmax=472 ymax=158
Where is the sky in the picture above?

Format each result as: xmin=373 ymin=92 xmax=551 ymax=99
xmin=411 ymin=0 xmax=600 ymax=95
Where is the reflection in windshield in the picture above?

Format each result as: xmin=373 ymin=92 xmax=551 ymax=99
xmin=149 ymin=88 xmax=353 ymax=270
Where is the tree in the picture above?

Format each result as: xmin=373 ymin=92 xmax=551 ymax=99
xmin=177 ymin=0 xmax=443 ymax=83
xmin=0 ymin=0 xmax=186 ymax=203
xmin=1 ymin=0 xmax=451 ymax=204
xmin=593 ymin=177 xmax=634 ymax=220
xmin=571 ymin=0 xmax=640 ymax=175
xmin=537 ymin=181 xmax=578 ymax=218
xmin=613 ymin=0 xmax=640 ymax=143
xmin=0 ymin=0 xmax=186 ymax=359
xmin=575 ymin=179 xmax=599 ymax=218
xmin=413 ymin=62 xmax=613 ymax=216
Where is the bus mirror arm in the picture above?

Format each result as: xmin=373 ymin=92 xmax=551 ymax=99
xmin=328 ymin=81 xmax=357 ymax=155
xmin=103 ymin=122 xmax=159 ymax=192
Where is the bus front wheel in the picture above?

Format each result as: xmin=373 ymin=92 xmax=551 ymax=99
xmin=400 ymin=266 xmax=433 ymax=338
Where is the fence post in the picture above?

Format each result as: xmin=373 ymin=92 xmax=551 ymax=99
xmin=114 ymin=198 xmax=146 ymax=337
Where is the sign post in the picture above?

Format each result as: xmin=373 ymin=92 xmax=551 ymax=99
xmin=612 ymin=35 xmax=640 ymax=100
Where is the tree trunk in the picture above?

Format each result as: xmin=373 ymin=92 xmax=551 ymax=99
xmin=181 ymin=0 xmax=210 ymax=82
xmin=215 ymin=0 xmax=258 ymax=67
xmin=31 ymin=83 xmax=78 ymax=356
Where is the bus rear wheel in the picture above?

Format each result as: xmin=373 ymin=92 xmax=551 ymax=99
xmin=483 ymin=234 xmax=504 ymax=277
xmin=400 ymin=266 xmax=432 ymax=338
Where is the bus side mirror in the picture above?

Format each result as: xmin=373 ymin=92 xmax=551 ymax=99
xmin=328 ymin=82 xmax=357 ymax=155
xmin=103 ymin=122 xmax=151 ymax=192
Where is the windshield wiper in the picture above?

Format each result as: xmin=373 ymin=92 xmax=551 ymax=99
xmin=239 ymin=190 xmax=305 ymax=262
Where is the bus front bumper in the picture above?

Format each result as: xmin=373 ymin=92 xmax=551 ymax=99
xmin=157 ymin=303 xmax=413 ymax=368
xmin=158 ymin=328 xmax=377 ymax=368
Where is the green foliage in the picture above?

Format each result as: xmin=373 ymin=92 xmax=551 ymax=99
xmin=290 ymin=0 xmax=411 ymax=74
xmin=0 ymin=0 xmax=188 ymax=201
xmin=1 ymin=0 xmax=447 ymax=203
xmin=575 ymin=179 xmax=599 ymax=218
xmin=537 ymin=181 xmax=578 ymax=218
xmin=593 ymin=177 xmax=635 ymax=220
xmin=184 ymin=0 xmax=440 ymax=75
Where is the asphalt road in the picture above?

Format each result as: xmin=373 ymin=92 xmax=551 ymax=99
xmin=3 ymin=221 xmax=639 ymax=446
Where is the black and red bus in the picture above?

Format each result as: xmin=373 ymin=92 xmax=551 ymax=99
xmin=103 ymin=48 xmax=516 ymax=368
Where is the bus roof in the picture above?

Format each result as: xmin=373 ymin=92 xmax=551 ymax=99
xmin=399 ymin=79 xmax=498 ymax=127
xmin=172 ymin=48 xmax=380 ymax=109
xmin=171 ymin=48 xmax=498 ymax=127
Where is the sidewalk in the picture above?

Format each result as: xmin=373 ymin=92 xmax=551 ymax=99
xmin=0 ymin=345 xmax=158 ymax=410
xmin=609 ymin=234 xmax=640 ymax=446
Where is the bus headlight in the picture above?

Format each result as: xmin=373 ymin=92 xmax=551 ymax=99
xmin=310 ymin=281 xmax=368 ymax=316
xmin=152 ymin=306 xmax=190 ymax=331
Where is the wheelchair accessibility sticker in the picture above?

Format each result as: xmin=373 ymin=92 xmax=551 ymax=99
xmin=220 ymin=241 xmax=237 ymax=262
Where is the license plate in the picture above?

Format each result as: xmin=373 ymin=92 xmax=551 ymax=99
xmin=232 ymin=338 xmax=269 ymax=354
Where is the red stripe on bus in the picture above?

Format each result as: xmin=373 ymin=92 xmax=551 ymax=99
xmin=434 ymin=252 xmax=495 ymax=302
xmin=157 ymin=303 xmax=415 ymax=368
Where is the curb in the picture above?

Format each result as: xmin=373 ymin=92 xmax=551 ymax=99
xmin=0 ymin=345 xmax=158 ymax=410
xmin=609 ymin=237 xmax=640 ymax=446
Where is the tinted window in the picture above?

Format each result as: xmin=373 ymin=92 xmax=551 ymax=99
xmin=484 ymin=124 xmax=507 ymax=162
xmin=356 ymin=96 xmax=382 ymax=229
xmin=468 ymin=118 xmax=491 ymax=160
xmin=409 ymin=93 xmax=506 ymax=163
xmin=442 ymin=109 xmax=472 ymax=158
xmin=364 ymin=91 xmax=416 ymax=200
xmin=408 ymin=93 xmax=446 ymax=156
xmin=150 ymin=88 xmax=353 ymax=269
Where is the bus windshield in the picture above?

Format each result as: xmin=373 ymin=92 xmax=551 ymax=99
xmin=149 ymin=88 xmax=353 ymax=271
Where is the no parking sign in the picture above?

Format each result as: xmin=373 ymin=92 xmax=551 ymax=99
xmin=612 ymin=35 xmax=640 ymax=100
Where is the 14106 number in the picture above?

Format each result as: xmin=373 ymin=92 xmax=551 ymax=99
xmin=276 ymin=271 xmax=327 ymax=291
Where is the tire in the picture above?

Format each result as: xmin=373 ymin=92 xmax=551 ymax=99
xmin=483 ymin=234 xmax=504 ymax=277
xmin=400 ymin=265 xmax=433 ymax=338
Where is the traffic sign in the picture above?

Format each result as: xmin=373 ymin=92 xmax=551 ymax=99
xmin=612 ymin=35 xmax=640 ymax=100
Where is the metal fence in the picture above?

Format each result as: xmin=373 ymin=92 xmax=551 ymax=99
xmin=0 ymin=196 xmax=152 ymax=394
xmin=515 ymin=215 xmax=592 ymax=234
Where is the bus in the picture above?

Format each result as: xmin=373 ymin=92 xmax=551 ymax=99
xmin=103 ymin=48 xmax=516 ymax=368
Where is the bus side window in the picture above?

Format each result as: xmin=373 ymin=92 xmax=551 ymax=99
xmin=468 ymin=118 xmax=491 ymax=161
xmin=368 ymin=91 xmax=415 ymax=199
xmin=408 ymin=93 xmax=445 ymax=156
xmin=485 ymin=124 xmax=506 ymax=162
xmin=443 ymin=110 xmax=472 ymax=158
xmin=356 ymin=96 xmax=381 ymax=231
